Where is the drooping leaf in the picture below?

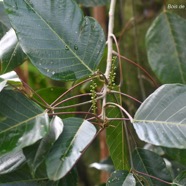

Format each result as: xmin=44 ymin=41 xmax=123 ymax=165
xmin=106 ymin=170 xmax=136 ymax=186
xmin=172 ymin=171 xmax=186 ymax=186
xmin=133 ymin=84 xmax=186 ymax=148
xmin=0 ymin=71 xmax=22 ymax=91
xmin=106 ymin=94 xmax=129 ymax=170
xmin=0 ymin=150 xmax=25 ymax=174
xmin=46 ymin=117 xmax=97 ymax=181
xmin=146 ymin=12 xmax=186 ymax=84
xmin=132 ymin=148 xmax=172 ymax=186
xmin=0 ymin=28 xmax=26 ymax=73
xmin=0 ymin=89 xmax=49 ymax=156
xmin=76 ymin=0 xmax=110 ymax=7
xmin=4 ymin=0 xmax=105 ymax=81
xmin=31 ymin=116 xmax=64 ymax=172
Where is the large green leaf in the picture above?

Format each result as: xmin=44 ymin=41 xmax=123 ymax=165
xmin=0 ymin=89 xmax=49 ymax=156
xmin=76 ymin=0 xmax=110 ymax=7
xmin=4 ymin=0 xmax=105 ymax=81
xmin=133 ymin=84 xmax=186 ymax=148
xmin=106 ymin=170 xmax=136 ymax=186
xmin=133 ymin=148 xmax=172 ymax=186
xmin=146 ymin=12 xmax=186 ymax=84
xmin=0 ymin=28 xmax=26 ymax=73
xmin=106 ymin=94 xmax=129 ymax=170
xmin=46 ymin=117 xmax=97 ymax=181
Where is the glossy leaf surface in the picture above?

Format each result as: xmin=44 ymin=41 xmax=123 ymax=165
xmin=76 ymin=0 xmax=110 ymax=7
xmin=30 ymin=116 xmax=64 ymax=172
xmin=4 ymin=0 xmax=105 ymax=81
xmin=146 ymin=12 xmax=186 ymax=84
xmin=0 ymin=71 xmax=22 ymax=91
xmin=133 ymin=84 xmax=186 ymax=148
xmin=0 ymin=28 xmax=26 ymax=73
xmin=0 ymin=150 xmax=25 ymax=174
xmin=133 ymin=148 xmax=172 ymax=186
xmin=106 ymin=170 xmax=136 ymax=186
xmin=0 ymin=89 xmax=49 ymax=156
xmin=46 ymin=117 xmax=97 ymax=181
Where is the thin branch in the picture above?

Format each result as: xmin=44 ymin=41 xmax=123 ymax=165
xmin=105 ymin=102 xmax=133 ymax=122
xmin=53 ymin=95 xmax=104 ymax=110
xmin=49 ymin=111 xmax=103 ymax=124
xmin=51 ymin=75 xmax=98 ymax=107
xmin=102 ymin=0 xmax=117 ymax=121
xmin=110 ymin=90 xmax=142 ymax=103
xmin=133 ymin=169 xmax=172 ymax=185
xmin=21 ymin=81 xmax=51 ymax=109
xmin=113 ymin=51 xmax=158 ymax=87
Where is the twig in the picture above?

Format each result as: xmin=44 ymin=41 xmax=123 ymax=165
xmin=110 ymin=90 xmax=142 ymax=103
xmin=105 ymin=102 xmax=133 ymax=122
xmin=113 ymin=50 xmax=158 ymax=87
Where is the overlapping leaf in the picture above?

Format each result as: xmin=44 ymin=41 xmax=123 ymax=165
xmin=146 ymin=12 xmax=186 ymax=84
xmin=46 ymin=117 xmax=97 ymax=181
xmin=76 ymin=0 xmax=110 ymax=7
xmin=0 ymin=89 xmax=49 ymax=156
xmin=133 ymin=148 xmax=172 ymax=186
xmin=106 ymin=170 xmax=136 ymax=186
xmin=0 ymin=28 xmax=26 ymax=73
xmin=133 ymin=84 xmax=186 ymax=148
xmin=4 ymin=0 xmax=105 ymax=81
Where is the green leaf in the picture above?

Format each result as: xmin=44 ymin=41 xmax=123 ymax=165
xmin=4 ymin=0 xmax=105 ymax=81
xmin=132 ymin=148 xmax=172 ymax=186
xmin=163 ymin=148 xmax=186 ymax=166
xmin=106 ymin=94 xmax=129 ymax=170
xmin=0 ymin=150 xmax=25 ymax=174
xmin=146 ymin=12 xmax=186 ymax=84
xmin=31 ymin=116 xmax=64 ymax=172
xmin=0 ymin=89 xmax=49 ymax=156
xmin=76 ymin=0 xmax=110 ymax=7
xmin=172 ymin=171 xmax=186 ymax=186
xmin=0 ymin=1 xmax=11 ymax=29
xmin=133 ymin=84 xmax=186 ymax=148
xmin=0 ymin=1 xmax=10 ymax=38
xmin=0 ymin=71 xmax=22 ymax=91
xmin=0 ymin=28 xmax=26 ymax=73
xmin=46 ymin=117 xmax=97 ymax=181
xmin=106 ymin=170 xmax=136 ymax=186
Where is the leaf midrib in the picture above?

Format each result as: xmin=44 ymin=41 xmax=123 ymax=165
xmin=23 ymin=0 xmax=93 ymax=73
xmin=133 ymin=119 xmax=186 ymax=126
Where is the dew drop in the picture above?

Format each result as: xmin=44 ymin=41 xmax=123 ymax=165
xmin=47 ymin=69 xmax=50 ymax=72
xmin=39 ymin=63 xmax=42 ymax=66
xmin=65 ymin=45 xmax=69 ymax=50
xmin=50 ymin=61 xmax=54 ymax=64
xmin=74 ymin=45 xmax=78 ymax=50
xmin=52 ymin=71 xmax=55 ymax=75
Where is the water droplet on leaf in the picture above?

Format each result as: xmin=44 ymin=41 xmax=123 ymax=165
xmin=65 ymin=45 xmax=69 ymax=50
xmin=74 ymin=45 xmax=78 ymax=50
